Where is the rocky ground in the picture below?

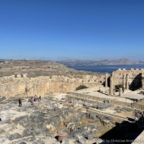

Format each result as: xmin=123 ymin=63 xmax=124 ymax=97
xmin=0 ymin=94 xmax=117 ymax=144
xmin=1 ymin=93 xmax=144 ymax=144
xmin=0 ymin=60 xmax=101 ymax=77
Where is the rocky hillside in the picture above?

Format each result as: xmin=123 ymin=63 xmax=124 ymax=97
xmin=0 ymin=60 xmax=101 ymax=78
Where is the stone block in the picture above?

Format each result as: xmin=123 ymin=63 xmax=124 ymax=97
xmin=8 ymin=133 xmax=21 ymax=141
xmin=21 ymin=74 xmax=27 ymax=78
xmin=19 ymin=142 xmax=27 ymax=144
xmin=97 ymin=102 xmax=111 ymax=110
xmin=15 ymin=74 xmax=21 ymax=78
xmin=78 ymin=137 xmax=86 ymax=144
xmin=62 ymin=138 xmax=69 ymax=144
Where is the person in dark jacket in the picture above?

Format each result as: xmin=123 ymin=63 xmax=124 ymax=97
xmin=18 ymin=98 xmax=22 ymax=107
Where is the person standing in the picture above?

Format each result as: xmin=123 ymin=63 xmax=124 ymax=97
xmin=34 ymin=95 xmax=37 ymax=101
xmin=39 ymin=96 xmax=41 ymax=101
xmin=18 ymin=98 xmax=22 ymax=107
xmin=135 ymin=111 xmax=138 ymax=122
xmin=31 ymin=96 xmax=34 ymax=105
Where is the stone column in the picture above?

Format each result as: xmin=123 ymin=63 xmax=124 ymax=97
xmin=142 ymin=73 xmax=144 ymax=89
xmin=109 ymin=76 xmax=113 ymax=96
xmin=105 ymin=74 xmax=108 ymax=88
xmin=119 ymin=88 xmax=122 ymax=96
xmin=123 ymin=74 xmax=126 ymax=91
xmin=126 ymin=74 xmax=129 ymax=90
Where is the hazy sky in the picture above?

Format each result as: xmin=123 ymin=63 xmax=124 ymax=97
xmin=0 ymin=0 xmax=144 ymax=60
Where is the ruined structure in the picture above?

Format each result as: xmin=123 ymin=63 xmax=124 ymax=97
xmin=65 ymin=68 xmax=144 ymax=143
xmin=1 ymin=62 xmax=144 ymax=144
xmin=0 ymin=60 xmax=105 ymax=97
xmin=0 ymin=74 xmax=105 ymax=97
xmin=111 ymin=68 xmax=144 ymax=91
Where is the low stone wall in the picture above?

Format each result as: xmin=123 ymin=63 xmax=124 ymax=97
xmin=0 ymin=74 xmax=105 ymax=97
xmin=68 ymin=92 xmax=108 ymax=102
xmin=111 ymin=100 xmax=132 ymax=108
xmin=68 ymin=92 xmax=133 ymax=108
xmin=132 ymin=99 xmax=144 ymax=110
xmin=132 ymin=104 xmax=144 ymax=110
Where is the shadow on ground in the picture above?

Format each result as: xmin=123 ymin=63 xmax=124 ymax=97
xmin=99 ymin=117 xmax=144 ymax=144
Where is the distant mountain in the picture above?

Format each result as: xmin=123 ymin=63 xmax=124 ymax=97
xmin=0 ymin=59 xmax=6 ymax=62
xmin=57 ymin=58 xmax=144 ymax=66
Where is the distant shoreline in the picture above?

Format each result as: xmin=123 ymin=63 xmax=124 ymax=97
xmin=68 ymin=64 xmax=144 ymax=74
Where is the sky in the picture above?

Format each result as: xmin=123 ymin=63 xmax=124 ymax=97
xmin=0 ymin=0 xmax=144 ymax=61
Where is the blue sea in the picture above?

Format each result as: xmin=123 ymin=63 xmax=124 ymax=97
xmin=68 ymin=65 xmax=144 ymax=73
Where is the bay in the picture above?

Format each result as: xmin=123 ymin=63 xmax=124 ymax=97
xmin=68 ymin=65 xmax=144 ymax=73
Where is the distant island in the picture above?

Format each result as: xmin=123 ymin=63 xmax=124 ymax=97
xmin=1 ymin=58 xmax=144 ymax=66
xmin=57 ymin=58 xmax=144 ymax=66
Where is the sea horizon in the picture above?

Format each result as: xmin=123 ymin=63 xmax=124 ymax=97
xmin=68 ymin=64 xmax=144 ymax=74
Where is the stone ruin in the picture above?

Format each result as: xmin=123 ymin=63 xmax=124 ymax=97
xmin=1 ymin=66 xmax=144 ymax=143
xmin=0 ymin=95 xmax=118 ymax=144
xmin=104 ymin=68 xmax=144 ymax=96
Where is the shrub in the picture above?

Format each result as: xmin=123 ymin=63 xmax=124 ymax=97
xmin=76 ymin=85 xmax=88 ymax=90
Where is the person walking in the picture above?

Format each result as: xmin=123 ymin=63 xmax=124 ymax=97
xmin=31 ymin=96 xmax=34 ymax=105
xmin=18 ymin=98 xmax=22 ymax=107
xmin=34 ymin=95 xmax=37 ymax=101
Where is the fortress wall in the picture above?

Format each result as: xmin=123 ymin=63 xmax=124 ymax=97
xmin=0 ymin=74 xmax=105 ymax=97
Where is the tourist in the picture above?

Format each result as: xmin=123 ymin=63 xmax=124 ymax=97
xmin=135 ymin=111 xmax=139 ymax=122
xmin=18 ymin=98 xmax=22 ymax=107
xmin=31 ymin=96 xmax=34 ymax=105
xmin=39 ymin=96 xmax=41 ymax=101
xmin=34 ymin=95 xmax=37 ymax=101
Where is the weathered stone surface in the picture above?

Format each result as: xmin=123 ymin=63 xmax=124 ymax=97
xmin=0 ymin=129 xmax=5 ymax=135
xmin=0 ymin=79 xmax=133 ymax=144
xmin=8 ymin=133 xmax=22 ymax=140
xmin=78 ymin=137 xmax=86 ymax=144
xmin=19 ymin=142 xmax=27 ymax=144
xmin=62 ymin=138 xmax=69 ymax=144
xmin=0 ymin=96 xmax=6 ymax=101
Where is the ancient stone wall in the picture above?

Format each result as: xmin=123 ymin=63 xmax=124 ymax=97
xmin=111 ymin=68 xmax=144 ymax=90
xmin=0 ymin=74 xmax=105 ymax=97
